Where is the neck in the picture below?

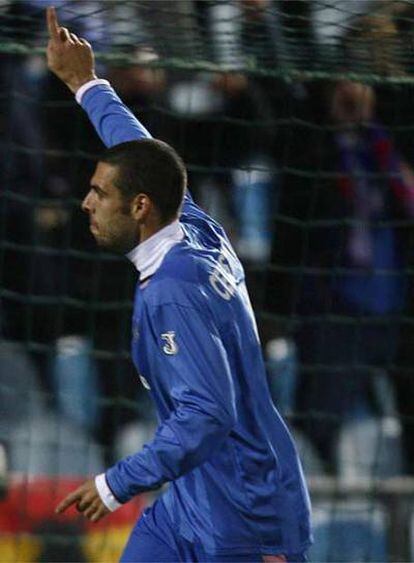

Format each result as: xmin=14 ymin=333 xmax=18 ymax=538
xmin=139 ymin=215 xmax=171 ymax=245
xmin=126 ymin=219 xmax=184 ymax=278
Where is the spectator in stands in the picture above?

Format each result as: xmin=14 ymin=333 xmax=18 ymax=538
xmin=270 ymin=79 xmax=414 ymax=474
xmin=0 ymin=0 xmax=109 ymax=441
xmin=158 ymin=0 xmax=284 ymax=265
xmin=310 ymin=0 xmax=376 ymax=56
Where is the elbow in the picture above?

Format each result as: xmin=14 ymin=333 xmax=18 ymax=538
xmin=222 ymin=407 xmax=236 ymax=433
xmin=181 ymin=403 xmax=235 ymax=443
xmin=207 ymin=405 xmax=236 ymax=437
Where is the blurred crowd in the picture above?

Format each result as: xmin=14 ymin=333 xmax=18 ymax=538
xmin=1 ymin=0 xmax=414 ymax=494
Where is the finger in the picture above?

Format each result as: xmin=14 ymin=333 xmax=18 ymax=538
xmin=84 ymin=499 xmax=101 ymax=519
xmin=77 ymin=492 xmax=96 ymax=512
xmin=55 ymin=489 xmax=82 ymax=514
xmin=91 ymin=504 xmax=109 ymax=523
xmin=59 ymin=27 xmax=72 ymax=43
xmin=47 ymin=6 xmax=60 ymax=39
xmin=70 ymin=32 xmax=81 ymax=44
xmin=79 ymin=38 xmax=91 ymax=48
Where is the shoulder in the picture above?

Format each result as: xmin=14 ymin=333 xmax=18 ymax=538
xmin=180 ymin=193 xmax=232 ymax=250
xmin=143 ymin=240 xmax=245 ymax=314
xmin=142 ymin=246 xmax=206 ymax=310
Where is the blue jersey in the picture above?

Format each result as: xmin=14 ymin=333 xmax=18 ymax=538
xmin=80 ymin=84 xmax=312 ymax=556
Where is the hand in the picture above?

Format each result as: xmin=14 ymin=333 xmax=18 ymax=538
xmin=46 ymin=6 xmax=97 ymax=93
xmin=55 ymin=479 xmax=110 ymax=523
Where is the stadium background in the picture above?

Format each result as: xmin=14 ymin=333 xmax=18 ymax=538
xmin=1 ymin=0 xmax=414 ymax=561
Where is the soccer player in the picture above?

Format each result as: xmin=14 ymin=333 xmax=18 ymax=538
xmin=47 ymin=7 xmax=312 ymax=563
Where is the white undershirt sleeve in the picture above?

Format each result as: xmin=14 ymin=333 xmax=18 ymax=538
xmin=95 ymin=472 xmax=123 ymax=512
xmin=75 ymin=79 xmax=111 ymax=104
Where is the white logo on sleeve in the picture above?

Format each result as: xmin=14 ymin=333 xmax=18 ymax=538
xmin=161 ymin=331 xmax=179 ymax=355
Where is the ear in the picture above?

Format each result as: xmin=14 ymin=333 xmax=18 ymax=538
xmin=130 ymin=193 xmax=152 ymax=220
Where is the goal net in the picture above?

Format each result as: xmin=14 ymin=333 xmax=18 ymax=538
xmin=1 ymin=1 xmax=414 ymax=561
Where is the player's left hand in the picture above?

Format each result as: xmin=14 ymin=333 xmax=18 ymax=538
xmin=55 ymin=478 xmax=110 ymax=522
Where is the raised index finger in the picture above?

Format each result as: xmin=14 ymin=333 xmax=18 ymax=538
xmin=47 ymin=6 xmax=60 ymax=39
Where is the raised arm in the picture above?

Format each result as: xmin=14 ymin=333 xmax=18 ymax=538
xmin=46 ymin=7 xmax=213 ymax=232
xmin=46 ymin=6 xmax=150 ymax=147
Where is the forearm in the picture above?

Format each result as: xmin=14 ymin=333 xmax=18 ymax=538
xmin=104 ymin=405 xmax=234 ymax=504
xmin=46 ymin=7 xmax=151 ymax=149
xmin=77 ymin=80 xmax=151 ymax=147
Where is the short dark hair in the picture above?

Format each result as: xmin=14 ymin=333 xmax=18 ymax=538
xmin=100 ymin=139 xmax=187 ymax=223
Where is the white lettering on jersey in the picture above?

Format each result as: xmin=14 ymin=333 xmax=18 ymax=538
xmin=209 ymin=253 xmax=236 ymax=300
xmin=210 ymin=253 xmax=260 ymax=341
xmin=139 ymin=374 xmax=151 ymax=390
xmin=161 ymin=331 xmax=179 ymax=355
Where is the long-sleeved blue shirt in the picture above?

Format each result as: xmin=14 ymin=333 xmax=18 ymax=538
xmin=80 ymin=82 xmax=312 ymax=556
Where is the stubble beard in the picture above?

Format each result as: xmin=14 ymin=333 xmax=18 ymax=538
xmin=94 ymin=228 xmax=138 ymax=255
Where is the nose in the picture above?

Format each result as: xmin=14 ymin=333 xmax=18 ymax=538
xmin=81 ymin=190 xmax=93 ymax=213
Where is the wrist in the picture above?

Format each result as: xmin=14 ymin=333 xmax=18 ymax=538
xmin=95 ymin=473 xmax=122 ymax=512
xmin=75 ymin=78 xmax=111 ymax=104
xmin=66 ymin=73 xmax=98 ymax=94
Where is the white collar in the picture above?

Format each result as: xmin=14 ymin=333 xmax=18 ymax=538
xmin=126 ymin=220 xmax=184 ymax=279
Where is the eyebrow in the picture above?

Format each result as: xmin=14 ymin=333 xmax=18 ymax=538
xmin=90 ymin=184 xmax=107 ymax=196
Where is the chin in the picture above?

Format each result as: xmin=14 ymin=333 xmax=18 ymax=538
xmin=94 ymin=237 xmax=114 ymax=251
xmin=94 ymin=232 xmax=137 ymax=254
xmin=100 ymin=239 xmax=130 ymax=254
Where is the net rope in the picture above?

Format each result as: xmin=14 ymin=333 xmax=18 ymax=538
xmin=1 ymin=1 xmax=414 ymax=561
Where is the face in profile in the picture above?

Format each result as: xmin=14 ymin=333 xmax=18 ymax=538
xmin=82 ymin=161 xmax=139 ymax=254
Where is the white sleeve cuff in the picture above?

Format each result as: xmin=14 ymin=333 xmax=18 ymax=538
xmin=95 ymin=473 xmax=122 ymax=512
xmin=75 ymin=79 xmax=111 ymax=104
